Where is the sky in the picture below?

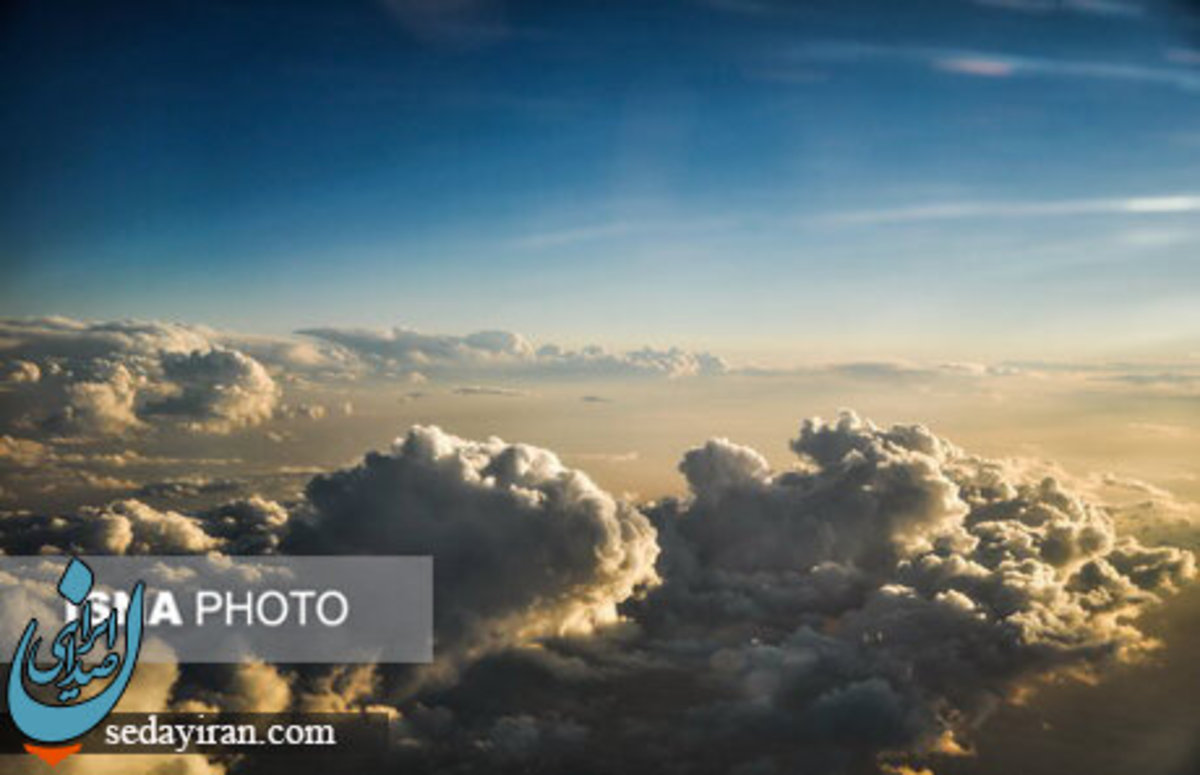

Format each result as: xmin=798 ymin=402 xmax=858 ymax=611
xmin=3 ymin=0 xmax=1200 ymax=360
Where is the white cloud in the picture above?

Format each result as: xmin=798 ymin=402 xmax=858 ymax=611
xmin=795 ymin=40 xmax=1200 ymax=92
xmin=815 ymin=194 xmax=1200 ymax=227
xmin=298 ymin=326 xmax=728 ymax=379
xmin=0 ymin=318 xmax=281 ymax=437
xmin=973 ymin=0 xmax=1145 ymax=18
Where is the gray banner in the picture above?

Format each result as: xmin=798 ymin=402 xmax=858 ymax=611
xmin=0 ymin=556 xmax=432 ymax=663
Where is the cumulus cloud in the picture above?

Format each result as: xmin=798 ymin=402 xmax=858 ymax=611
xmin=1 ymin=426 xmax=660 ymax=731
xmin=2 ymin=359 xmax=41 ymax=383
xmin=285 ymin=426 xmax=662 ymax=674
xmin=0 ymin=497 xmax=256 ymax=555
xmin=175 ymin=660 xmax=294 ymax=715
xmin=217 ymin=332 xmax=364 ymax=381
xmin=356 ymin=413 xmax=1192 ymax=773
xmin=0 ymin=435 xmax=51 ymax=468
xmin=0 ymin=494 xmax=294 ymax=556
xmin=201 ymin=495 xmax=291 ymax=554
xmin=275 ymin=402 xmax=329 ymax=421
xmin=58 ymin=361 xmax=145 ymax=434
xmin=0 ymin=318 xmax=281 ymax=438
xmin=0 ymin=415 xmax=1193 ymax=774
xmin=145 ymin=349 xmax=278 ymax=432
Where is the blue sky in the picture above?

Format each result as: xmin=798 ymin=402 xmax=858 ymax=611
xmin=3 ymin=0 xmax=1199 ymax=358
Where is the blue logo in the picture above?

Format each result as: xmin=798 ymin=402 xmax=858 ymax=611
xmin=7 ymin=557 xmax=145 ymax=751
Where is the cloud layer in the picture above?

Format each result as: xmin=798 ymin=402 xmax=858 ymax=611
xmin=1 ymin=412 xmax=1192 ymax=774
xmin=297 ymin=326 xmax=728 ymax=379
xmin=0 ymin=316 xmax=729 ymax=458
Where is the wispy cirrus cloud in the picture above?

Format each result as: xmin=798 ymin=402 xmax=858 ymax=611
xmin=512 ymin=221 xmax=637 ymax=249
xmin=972 ymin=0 xmax=1146 ymax=18
xmin=510 ymin=214 xmax=742 ymax=250
xmin=795 ymin=40 xmax=1200 ymax=92
xmin=813 ymin=194 xmax=1200 ymax=226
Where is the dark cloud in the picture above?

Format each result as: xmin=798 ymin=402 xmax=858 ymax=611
xmin=360 ymin=413 xmax=1191 ymax=774
xmin=0 ymin=414 xmax=1193 ymax=774
xmin=284 ymin=425 xmax=661 ymax=675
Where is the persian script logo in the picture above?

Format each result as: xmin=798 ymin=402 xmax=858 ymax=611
xmin=7 ymin=557 xmax=145 ymax=766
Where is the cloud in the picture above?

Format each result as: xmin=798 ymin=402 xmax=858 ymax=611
xmin=296 ymin=327 xmax=535 ymax=367
xmin=1168 ymin=47 xmax=1200 ymax=65
xmin=142 ymin=349 xmax=279 ymax=433
xmin=371 ymin=412 xmax=1193 ymax=773
xmin=135 ymin=476 xmax=245 ymax=500
xmin=452 ymin=385 xmax=531 ymax=397
xmin=0 ymin=435 xmax=50 ymax=468
xmin=0 ymin=318 xmax=280 ymax=437
xmin=376 ymin=0 xmax=518 ymax=50
xmin=298 ymin=326 xmax=728 ymax=379
xmin=972 ymin=0 xmax=1145 ymax=18
xmin=285 ymin=426 xmax=662 ymax=676
xmin=181 ymin=660 xmax=293 ymax=714
xmin=2 ymin=360 xmax=41 ymax=383
xmin=0 ymin=498 xmax=223 ymax=555
xmin=60 ymin=361 xmax=144 ymax=434
xmin=0 ymin=435 xmax=260 ymax=511
xmin=201 ymin=496 xmax=291 ymax=554
xmin=567 ymin=450 xmax=640 ymax=463
xmin=733 ymin=359 xmax=1024 ymax=381
xmin=814 ymin=195 xmax=1200 ymax=227
xmin=1125 ymin=421 xmax=1191 ymax=438
xmin=217 ymin=332 xmax=364 ymax=380
xmin=513 ymin=220 xmax=637 ymax=249
xmin=0 ymin=414 xmax=1192 ymax=773
xmin=936 ymin=56 xmax=1017 ymax=77
xmin=1102 ymin=371 xmax=1200 ymax=389
xmin=794 ymin=40 xmax=1200 ymax=92
xmin=275 ymin=402 xmax=329 ymax=421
